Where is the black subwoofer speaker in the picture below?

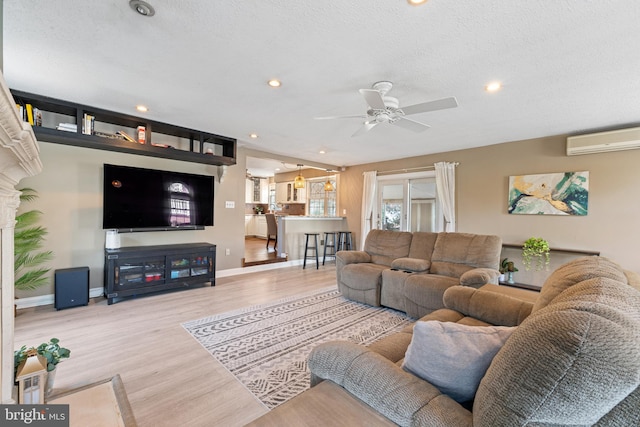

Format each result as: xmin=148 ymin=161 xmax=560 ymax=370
xmin=54 ymin=267 xmax=90 ymax=310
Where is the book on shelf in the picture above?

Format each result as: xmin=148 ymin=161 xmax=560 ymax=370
xmin=22 ymin=103 xmax=35 ymax=125
xmin=82 ymin=113 xmax=94 ymax=135
xmin=116 ymin=130 xmax=136 ymax=143
xmin=56 ymin=123 xmax=78 ymax=132
xmin=34 ymin=108 xmax=42 ymax=126
xmin=94 ymin=131 xmax=128 ymax=141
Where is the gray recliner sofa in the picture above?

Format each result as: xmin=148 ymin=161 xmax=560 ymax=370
xmin=336 ymin=229 xmax=503 ymax=318
xmin=310 ymin=256 xmax=640 ymax=426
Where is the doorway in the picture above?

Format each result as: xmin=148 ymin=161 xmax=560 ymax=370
xmin=376 ymin=173 xmax=443 ymax=233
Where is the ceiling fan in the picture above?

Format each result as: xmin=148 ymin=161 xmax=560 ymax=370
xmin=316 ymin=81 xmax=458 ymax=137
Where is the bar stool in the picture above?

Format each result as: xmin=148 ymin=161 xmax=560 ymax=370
xmin=303 ymin=233 xmax=319 ymax=269
xmin=337 ymin=231 xmax=353 ymax=251
xmin=322 ymin=231 xmax=338 ymax=265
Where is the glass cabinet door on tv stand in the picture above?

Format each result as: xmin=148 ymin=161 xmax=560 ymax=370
xmin=168 ymin=253 xmax=213 ymax=281
xmin=104 ymin=243 xmax=216 ymax=305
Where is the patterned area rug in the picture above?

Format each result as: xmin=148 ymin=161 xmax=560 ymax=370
xmin=182 ymin=287 xmax=413 ymax=409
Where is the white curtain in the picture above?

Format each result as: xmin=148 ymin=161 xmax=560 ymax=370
xmin=360 ymin=171 xmax=377 ymax=250
xmin=435 ymin=162 xmax=457 ymax=232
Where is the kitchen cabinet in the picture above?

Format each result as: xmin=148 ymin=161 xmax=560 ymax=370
xmin=254 ymin=215 xmax=267 ymax=238
xmin=245 ymin=214 xmax=267 ymax=238
xmin=275 ymin=182 xmax=306 ymax=203
xmin=246 ymin=178 xmax=269 ymax=203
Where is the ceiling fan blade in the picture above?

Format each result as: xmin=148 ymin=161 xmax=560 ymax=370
xmin=314 ymin=114 xmax=368 ymax=120
xmin=359 ymin=89 xmax=387 ymax=110
xmin=392 ymin=116 xmax=431 ymax=133
xmin=400 ymin=97 xmax=458 ymax=116
xmin=352 ymin=121 xmax=378 ymax=137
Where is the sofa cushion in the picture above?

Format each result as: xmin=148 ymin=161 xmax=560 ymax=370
xmin=390 ymin=257 xmax=431 ymax=272
xmin=474 ymin=277 xmax=640 ymax=425
xmin=532 ymin=256 xmax=629 ymax=313
xmin=443 ymin=286 xmax=533 ymax=327
xmin=430 ymin=233 xmax=502 ymax=278
xmin=404 ymin=274 xmax=460 ymax=318
xmin=363 ymin=229 xmax=413 ymax=266
xmin=402 ymin=321 xmax=515 ymax=403
xmin=341 ymin=263 xmax=388 ymax=291
xmin=407 ymin=231 xmax=438 ymax=260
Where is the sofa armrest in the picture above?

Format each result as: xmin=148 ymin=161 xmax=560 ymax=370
xmin=309 ymin=341 xmax=472 ymax=427
xmin=390 ymin=257 xmax=431 ymax=272
xmin=336 ymin=250 xmax=372 ymax=265
xmin=443 ymin=286 xmax=534 ymax=326
xmin=459 ymin=268 xmax=500 ymax=287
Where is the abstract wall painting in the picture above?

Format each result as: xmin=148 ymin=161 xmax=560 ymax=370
xmin=508 ymin=171 xmax=589 ymax=215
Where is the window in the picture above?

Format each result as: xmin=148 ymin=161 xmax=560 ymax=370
xmin=307 ymin=176 xmax=337 ymax=216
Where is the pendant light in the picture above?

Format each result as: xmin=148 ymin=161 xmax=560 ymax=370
xmin=324 ymin=171 xmax=334 ymax=191
xmin=294 ymin=164 xmax=305 ymax=189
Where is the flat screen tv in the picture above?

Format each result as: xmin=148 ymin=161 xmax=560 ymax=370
xmin=103 ymin=164 xmax=214 ymax=232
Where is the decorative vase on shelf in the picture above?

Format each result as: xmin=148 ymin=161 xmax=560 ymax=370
xmin=506 ymin=272 xmax=515 ymax=285
xmin=45 ymin=368 xmax=56 ymax=396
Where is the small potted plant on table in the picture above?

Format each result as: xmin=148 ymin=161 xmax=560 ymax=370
xmin=499 ymin=258 xmax=519 ymax=284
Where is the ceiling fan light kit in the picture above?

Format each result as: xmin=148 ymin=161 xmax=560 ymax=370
xmin=316 ymin=81 xmax=458 ymax=137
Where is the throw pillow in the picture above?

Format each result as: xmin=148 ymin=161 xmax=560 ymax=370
xmin=402 ymin=321 xmax=515 ymax=402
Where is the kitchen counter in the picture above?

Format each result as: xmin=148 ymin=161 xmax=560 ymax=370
xmin=277 ymin=216 xmax=348 ymax=260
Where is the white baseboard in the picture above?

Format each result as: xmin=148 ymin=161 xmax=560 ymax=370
xmin=15 ymin=288 xmax=104 ymax=309
xmin=16 ymin=260 xmax=305 ymax=309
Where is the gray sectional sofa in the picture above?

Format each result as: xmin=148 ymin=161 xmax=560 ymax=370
xmin=336 ymin=230 xmax=503 ymax=318
xmin=310 ymin=256 xmax=640 ymax=426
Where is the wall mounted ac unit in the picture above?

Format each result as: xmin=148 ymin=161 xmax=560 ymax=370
xmin=566 ymin=127 xmax=640 ymax=155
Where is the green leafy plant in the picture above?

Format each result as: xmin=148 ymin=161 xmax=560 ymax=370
xmin=14 ymin=338 xmax=70 ymax=379
xmin=14 ymin=188 xmax=54 ymax=291
xmin=522 ymin=237 xmax=550 ymax=271
xmin=499 ymin=258 xmax=519 ymax=274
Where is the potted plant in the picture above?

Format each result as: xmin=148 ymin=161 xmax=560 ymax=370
xmin=522 ymin=237 xmax=550 ymax=271
xmin=499 ymin=258 xmax=519 ymax=284
xmin=14 ymin=188 xmax=54 ymax=291
xmin=14 ymin=338 xmax=70 ymax=395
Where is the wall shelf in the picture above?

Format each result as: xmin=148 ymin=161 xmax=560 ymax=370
xmin=11 ymin=90 xmax=236 ymax=166
xmin=502 ymin=243 xmax=600 ymax=256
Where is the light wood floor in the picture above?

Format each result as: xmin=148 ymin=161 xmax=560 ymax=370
xmin=14 ymin=265 xmax=337 ymax=427
xmin=242 ymin=237 xmax=286 ymax=267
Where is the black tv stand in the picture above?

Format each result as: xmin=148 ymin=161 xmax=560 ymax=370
xmin=104 ymin=243 xmax=216 ymax=305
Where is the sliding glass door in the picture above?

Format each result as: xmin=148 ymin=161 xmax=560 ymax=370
xmin=376 ymin=174 xmax=442 ymax=233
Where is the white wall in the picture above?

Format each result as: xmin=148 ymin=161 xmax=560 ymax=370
xmin=16 ymin=142 xmax=247 ymax=298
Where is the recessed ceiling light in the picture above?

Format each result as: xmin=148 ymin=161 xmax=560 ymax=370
xmin=267 ymin=79 xmax=281 ymax=88
xmin=249 ymin=133 xmax=258 ymax=139
xmin=275 ymin=168 xmax=280 ymax=171
xmin=485 ymin=81 xmax=502 ymax=92
xmin=407 ymin=0 xmax=428 ymax=5
xmin=319 ymin=150 xmax=326 ymax=154
xmin=136 ymin=105 xmax=148 ymax=112
xmin=129 ymin=0 xmax=155 ymax=17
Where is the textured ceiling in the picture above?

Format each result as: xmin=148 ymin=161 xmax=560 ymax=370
xmin=4 ymin=1 xmax=640 ymax=170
